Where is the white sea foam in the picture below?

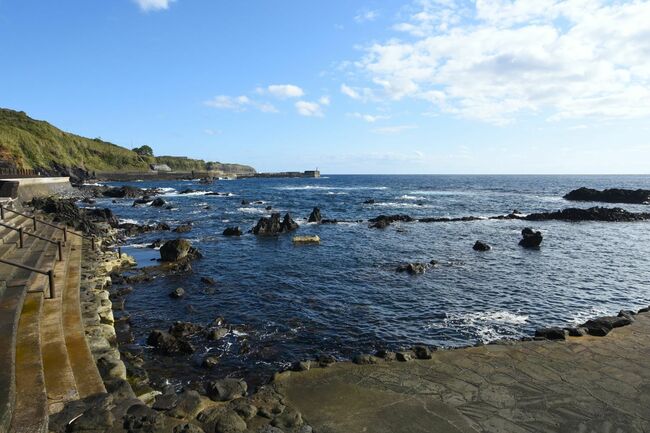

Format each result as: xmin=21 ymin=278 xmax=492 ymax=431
xmin=273 ymin=185 xmax=387 ymax=191
xmin=83 ymin=182 xmax=105 ymax=187
xmin=126 ymin=243 xmax=150 ymax=249
xmin=426 ymin=310 xmax=529 ymax=343
xmin=119 ymin=218 xmax=140 ymax=225
xmin=372 ymin=202 xmax=433 ymax=209
xmin=237 ymin=207 xmax=265 ymax=214
xmin=163 ymin=190 xmax=214 ymax=197
xmin=399 ymin=194 xmax=424 ymax=200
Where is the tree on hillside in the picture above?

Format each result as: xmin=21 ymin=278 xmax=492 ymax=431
xmin=132 ymin=145 xmax=154 ymax=157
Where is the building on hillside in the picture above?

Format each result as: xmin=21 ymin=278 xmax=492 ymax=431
xmin=150 ymin=164 xmax=172 ymax=172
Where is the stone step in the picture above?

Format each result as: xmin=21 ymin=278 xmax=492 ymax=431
xmin=9 ymin=228 xmax=59 ymax=433
xmin=0 ymin=216 xmax=30 ymax=262
xmin=41 ymin=239 xmax=78 ymax=415
xmin=0 ymin=227 xmax=54 ymax=433
xmin=62 ymin=236 xmax=106 ymax=398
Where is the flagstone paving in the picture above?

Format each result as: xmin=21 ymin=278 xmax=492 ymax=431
xmin=274 ymin=311 xmax=650 ymax=433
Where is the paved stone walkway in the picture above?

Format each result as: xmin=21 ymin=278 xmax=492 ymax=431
xmin=275 ymin=311 xmax=650 ymax=433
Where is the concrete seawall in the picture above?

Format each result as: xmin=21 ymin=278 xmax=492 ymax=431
xmin=0 ymin=177 xmax=74 ymax=203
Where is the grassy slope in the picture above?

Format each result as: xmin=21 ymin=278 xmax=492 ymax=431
xmin=0 ymin=108 xmax=255 ymax=174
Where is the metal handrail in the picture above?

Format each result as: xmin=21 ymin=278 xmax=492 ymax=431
xmin=0 ymin=221 xmax=63 ymax=261
xmin=0 ymin=204 xmax=96 ymax=249
xmin=0 ymin=258 xmax=55 ymax=298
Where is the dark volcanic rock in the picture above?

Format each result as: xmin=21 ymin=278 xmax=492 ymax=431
xmin=473 ymin=241 xmax=491 ymax=251
xmin=103 ymin=186 xmax=145 ymax=198
xmin=169 ymin=321 xmax=204 ymax=338
xmin=169 ymin=288 xmax=185 ymax=298
xmin=223 ymin=226 xmax=243 ymax=236
xmin=363 ymin=199 xmax=376 ymax=204
xmin=206 ymin=378 xmax=248 ymax=402
xmin=525 ymin=206 xmax=650 ymax=222
xmin=580 ymin=316 xmax=633 ymax=336
xmin=352 ymin=354 xmax=378 ymax=365
xmin=396 ymin=261 xmax=435 ymax=275
xmin=151 ymin=197 xmax=166 ymax=207
xmin=369 ymin=214 xmax=414 ymax=228
xmin=564 ymin=187 xmax=650 ymax=204
xmin=519 ymin=228 xmax=543 ymax=248
xmin=160 ymin=239 xmax=191 ymax=262
xmin=174 ymin=223 xmax=193 ymax=233
xmin=534 ymin=327 xmax=567 ymax=340
xmin=252 ymin=213 xmax=299 ymax=235
xmin=413 ymin=345 xmax=433 ymax=359
xmin=147 ymin=330 xmax=195 ymax=354
xmin=30 ymin=197 xmax=111 ymax=234
xmin=308 ymin=207 xmax=322 ymax=223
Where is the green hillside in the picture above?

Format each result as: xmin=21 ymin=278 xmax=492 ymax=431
xmin=0 ymin=108 xmax=255 ymax=176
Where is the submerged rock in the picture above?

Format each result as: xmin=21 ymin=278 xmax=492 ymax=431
xmin=525 ymin=207 xmax=650 ymax=222
xmin=564 ymin=187 xmax=650 ymax=204
xmin=223 ymin=226 xmax=243 ymax=236
xmin=252 ymin=213 xmax=299 ymax=235
xmin=169 ymin=288 xmax=185 ymax=299
xmin=146 ymin=330 xmax=195 ymax=354
xmin=151 ymin=197 xmax=166 ymax=207
xmin=173 ymin=223 xmax=193 ymax=233
xmin=396 ymin=261 xmax=436 ymax=275
xmin=473 ymin=241 xmax=491 ymax=251
xmin=308 ymin=207 xmax=322 ymax=223
xmin=369 ymin=214 xmax=414 ymax=229
xmin=292 ymin=235 xmax=320 ymax=244
xmin=519 ymin=228 xmax=543 ymax=248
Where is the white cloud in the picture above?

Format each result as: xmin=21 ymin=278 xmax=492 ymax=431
xmin=204 ymin=95 xmax=278 ymax=113
xmin=351 ymin=0 xmax=650 ymax=123
xmin=266 ymin=84 xmax=305 ymax=99
xmin=133 ymin=0 xmax=173 ymax=12
xmin=371 ymin=125 xmax=417 ymax=134
xmin=295 ymin=101 xmax=324 ymax=117
xmin=319 ymin=96 xmax=331 ymax=106
xmin=355 ymin=9 xmax=379 ymax=23
xmin=203 ymin=128 xmax=222 ymax=136
xmin=349 ymin=112 xmax=390 ymax=123
xmin=340 ymin=84 xmax=360 ymax=99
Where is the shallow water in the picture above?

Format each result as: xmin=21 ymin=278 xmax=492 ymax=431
xmin=94 ymin=175 xmax=650 ymax=387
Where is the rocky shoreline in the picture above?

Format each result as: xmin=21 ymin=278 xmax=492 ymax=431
xmin=33 ymin=183 xmax=650 ymax=432
xmin=62 ymin=230 xmax=650 ymax=433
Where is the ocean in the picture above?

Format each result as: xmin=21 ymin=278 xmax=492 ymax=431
xmin=93 ymin=174 xmax=650 ymax=388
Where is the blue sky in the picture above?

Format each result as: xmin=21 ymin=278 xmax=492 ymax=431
xmin=1 ymin=0 xmax=649 ymax=174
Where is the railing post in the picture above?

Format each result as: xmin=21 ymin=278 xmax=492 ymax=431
xmin=48 ymin=270 xmax=55 ymax=299
xmin=117 ymin=246 xmax=122 ymax=258
xmin=91 ymin=237 xmax=96 ymax=251
xmin=33 ymin=216 xmax=37 ymax=231
xmin=57 ymin=241 xmax=63 ymax=261
xmin=63 ymin=226 xmax=67 ymax=243
xmin=0 ymin=206 xmax=4 ymax=220
xmin=18 ymin=227 xmax=24 ymax=248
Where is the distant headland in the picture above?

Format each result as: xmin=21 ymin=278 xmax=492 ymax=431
xmin=0 ymin=108 xmax=303 ymax=182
